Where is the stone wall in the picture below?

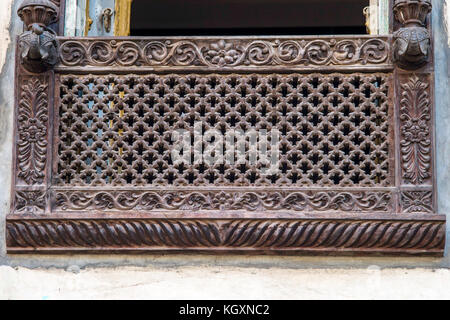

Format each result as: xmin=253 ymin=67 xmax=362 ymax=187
xmin=0 ymin=0 xmax=449 ymax=299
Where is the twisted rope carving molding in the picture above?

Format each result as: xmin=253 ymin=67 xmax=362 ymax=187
xmin=6 ymin=218 xmax=445 ymax=255
xmin=8 ymin=0 xmax=444 ymax=255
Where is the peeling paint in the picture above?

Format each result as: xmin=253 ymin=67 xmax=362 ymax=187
xmin=446 ymin=0 xmax=450 ymax=46
xmin=0 ymin=0 xmax=12 ymax=74
xmin=1 ymin=266 xmax=450 ymax=299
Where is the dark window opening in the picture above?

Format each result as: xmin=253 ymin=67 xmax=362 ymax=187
xmin=130 ymin=0 xmax=369 ymax=36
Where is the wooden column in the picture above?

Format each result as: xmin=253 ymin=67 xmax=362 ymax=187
xmin=392 ymin=0 xmax=436 ymax=214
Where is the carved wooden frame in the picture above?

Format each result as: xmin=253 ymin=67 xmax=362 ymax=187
xmin=7 ymin=0 xmax=446 ymax=255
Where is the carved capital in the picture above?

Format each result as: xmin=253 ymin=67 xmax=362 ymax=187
xmin=393 ymin=0 xmax=432 ymax=69
xmin=393 ymin=0 xmax=431 ymax=26
xmin=18 ymin=0 xmax=58 ymax=29
xmin=17 ymin=0 xmax=59 ymax=73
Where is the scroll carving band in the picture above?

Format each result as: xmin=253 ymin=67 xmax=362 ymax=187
xmin=58 ymin=37 xmax=390 ymax=69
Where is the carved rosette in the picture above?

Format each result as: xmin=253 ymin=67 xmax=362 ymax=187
xmin=17 ymin=0 xmax=59 ymax=72
xmin=401 ymin=191 xmax=433 ymax=213
xmin=393 ymin=0 xmax=432 ymax=69
xmin=14 ymin=190 xmax=46 ymax=214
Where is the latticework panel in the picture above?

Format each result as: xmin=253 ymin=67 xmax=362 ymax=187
xmin=56 ymin=73 xmax=391 ymax=187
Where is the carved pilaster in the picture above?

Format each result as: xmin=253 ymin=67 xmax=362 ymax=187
xmin=12 ymin=1 xmax=57 ymax=215
xmin=392 ymin=0 xmax=432 ymax=69
xmin=400 ymin=190 xmax=433 ymax=213
xmin=396 ymin=72 xmax=435 ymax=213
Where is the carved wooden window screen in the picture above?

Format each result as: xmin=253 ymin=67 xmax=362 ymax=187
xmin=7 ymin=0 xmax=446 ymax=255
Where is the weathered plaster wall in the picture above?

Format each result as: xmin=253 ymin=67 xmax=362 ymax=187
xmin=0 ymin=0 xmax=449 ymax=299
xmin=0 ymin=0 xmax=13 ymax=70
xmin=435 ymin=0 xmax=450 ymax=243
xmin=2 ymin=266 xmax=450 ymax=299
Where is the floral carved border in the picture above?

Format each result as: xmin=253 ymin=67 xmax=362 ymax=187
xmin=57 ymin=37 xmax=391 ymax=69
xmin=53 ymin=190 xmax=393 ymax=212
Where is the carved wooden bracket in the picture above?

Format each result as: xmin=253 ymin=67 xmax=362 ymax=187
xmin=393 ymin=0 xmax=432 ymax=69
xmin=17 ymin=0 xmax=59 ymax=73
